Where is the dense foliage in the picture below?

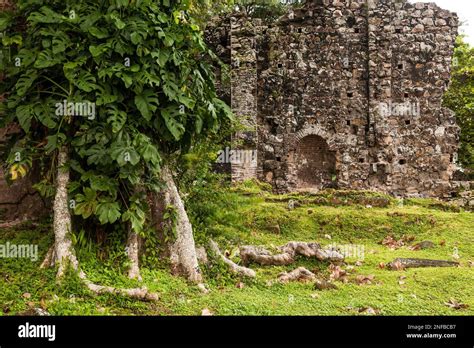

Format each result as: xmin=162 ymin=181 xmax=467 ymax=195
xmin=444 ymin=37 xmax=474 ymax=171
xmin=0 ymin=0 xmax=231 ymax=235
xmin=190 ymin=0 xmax=305 ymax=24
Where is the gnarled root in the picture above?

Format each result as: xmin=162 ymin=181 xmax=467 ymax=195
xmin=281 ymin=241 xmax=344 ymax=262
xmin=209 ymin=240 xmax=256 ymax=278
xmin=240 ymin=241 xmax=344 ymax=266
xmin=40 ymin=245 xmax=55 ymax=269
xmin=79 ymin=271 xmax=158 ymax=301
xmin=41 ymin=248 xmax=159 ymax=302
xmin=280 ymin=241 xmax=322 ymax=257
xmin=240 ymin=246 xmax=294 ymax=266
xmin=278 ymin=267 xmax=316 ymax=283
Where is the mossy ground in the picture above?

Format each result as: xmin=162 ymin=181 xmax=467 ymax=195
xmin=1 ymin=182 xmax=473 ymax=316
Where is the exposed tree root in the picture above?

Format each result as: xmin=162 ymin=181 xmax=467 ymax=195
xmin=281 ymin=241 xmax=344 ymax=262
xmin=80 ymin=271 xmax=158 ymax=301
xmin=240 ymin=245 xmax=294 ymax=266
xmin=41 ymin=245 xmax=159 ymax=301
xmin=240 ymin=241 xmax=344 ymax=266
xmin=278 ymin=267 xmax=316 ymax=283
xmin=151 ymin=165 xmax=202 ymax=283
xmin=196 ymin=246 xmax=209 ymax=265
xmin=40 ymin=245 xmax=55 ymax=269
xmin=388 ymin=258 xmax=460 ymax=270
xmin=209 ymin=240 xmax=256 ymax=278
xmin=40 ymin=147 xmax=158 ymax=302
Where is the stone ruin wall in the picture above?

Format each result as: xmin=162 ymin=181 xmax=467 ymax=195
xmin=208 ymin=0 xmax=460 ymax=197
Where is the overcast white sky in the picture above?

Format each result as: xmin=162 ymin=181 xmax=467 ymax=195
xmin=409 ymin=0 xmax=474 ymax=46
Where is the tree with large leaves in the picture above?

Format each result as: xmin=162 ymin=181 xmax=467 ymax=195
xmin=0 ymin=0 xmax=232 ymax=290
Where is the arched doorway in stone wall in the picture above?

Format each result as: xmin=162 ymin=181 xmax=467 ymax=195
xmin=295 ymin=134 xmax=336 ymax=190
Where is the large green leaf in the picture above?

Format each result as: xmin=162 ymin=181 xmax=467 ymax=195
xmin=161 ymin=106 xmax=185 ymax=141
xmin=134 ymin=134 xmax=161 ymax=168
xmin=107 ymin=105 xmax=127 ymax=133
xmin=16 ymin=105 xmax=32 ymax=132
xmin=28 ymin=6 xmax=65 ymax=24
xmin=88 ymin=27 xmax=109 ymax=39
xmin=110 ymin=12 xmax=126 ymax=29
xmin=52 ymin=36 xmax=68 ymax=54
xmin=44 ymin=133 xmax=66 ymax=154
xmin=15 ymin=49 xmax=36 ymax=68
xmin=89 ymin=44 xmax=109 ymax=58
xmin=111 ymin=145 xmax=140 ymax=166
xmin=15 ymin=71 xmax=38 ymax=96
xmin=74 ymin=70 xmax=98 ymax=92
xmin=85 ymin=144 xmax=109 ymax=166
xmin=0 ymin=14 xmax=12 ymax=31
xmin=34 ymin=102 xmax=57 ymax=128
xmin=34 ymin=50 xmax=61 ymax=68
xmin=74 ymin=188 xmax=98 ymax=219
xmin=134 ymin=90 xmax=159 ymax=121
xmin=96 ymin=86 xmax=119 ymax=106
xmin=151 ymin=49 xmax=170 ymax=68
xmin=96 ymin=202 xmax=121 ymax=224
xmin=89 ymin=175 xmax=117 ymax=194
xmin=122 ymin=205 xmax=146 ymax=233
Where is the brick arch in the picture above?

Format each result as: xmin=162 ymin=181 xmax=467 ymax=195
xmin=286 ymin=126 xmax=339 ymax=191
xmin=292 ymin=125 xmax=338 ymax=152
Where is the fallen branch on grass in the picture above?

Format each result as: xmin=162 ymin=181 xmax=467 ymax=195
xmin=388 ymin=258 xmax=459 ymax=270
xmin=240 ymin=241 xmax=344 ymax=266
xmin=209 ymin=240 xmax=256 ymax=278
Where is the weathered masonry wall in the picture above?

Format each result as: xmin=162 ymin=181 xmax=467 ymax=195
xmin=208 ymin=0 xmax=460 ymax=197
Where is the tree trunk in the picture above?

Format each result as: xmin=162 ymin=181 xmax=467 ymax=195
xmin=52 ymin=146 xmax=79 ymax=278
xmin=151 ymin=165 xmax=202 ymax=283
xmin=126 ymin=229 xmax=142 ymax=281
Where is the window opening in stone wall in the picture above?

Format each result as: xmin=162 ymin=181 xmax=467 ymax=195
xmin=295 ymin=135 xmax=336 ymax=190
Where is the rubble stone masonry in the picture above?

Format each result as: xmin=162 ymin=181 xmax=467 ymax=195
xmin=207 ymin=0 xmax=460 ymax=197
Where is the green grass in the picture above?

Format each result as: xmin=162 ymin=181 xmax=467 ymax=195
xmin=0 ymin=184 xmax=473 ymax=316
